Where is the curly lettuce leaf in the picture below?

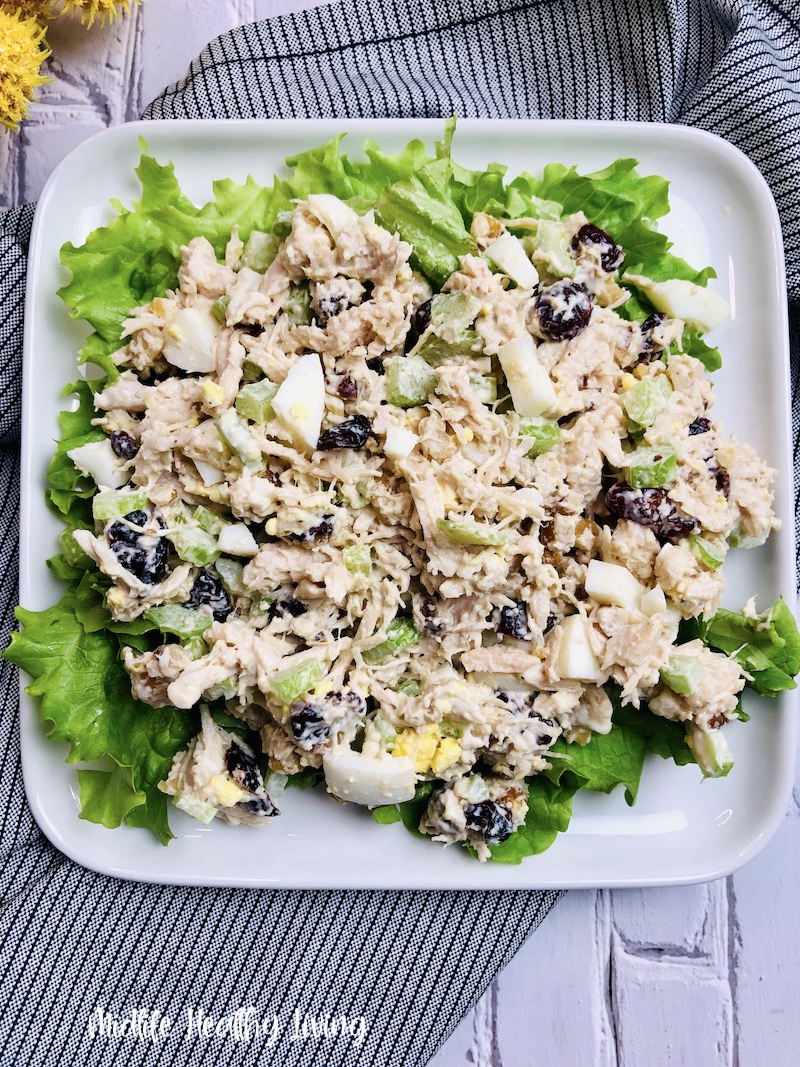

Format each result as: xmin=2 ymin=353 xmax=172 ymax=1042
xmin=685 ymin=597 xmax=800 ymax=696
xmin=483 ymin=775 xmax=579 ymax=864
xmin=4 ymin=595 xmax=194 ymax=843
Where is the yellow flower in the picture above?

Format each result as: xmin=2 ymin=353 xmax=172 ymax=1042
xmin=60 ymin=0 xmax=141 ymax=28
xmin=1 ymin=1 xmax=54 ymax=24
xmin=0 ymin=9 xmax=50 ymax=132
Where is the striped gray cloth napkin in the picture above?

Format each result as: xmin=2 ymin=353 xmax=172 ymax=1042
xmin=1 ymin=2 xmax=798 ymax=1065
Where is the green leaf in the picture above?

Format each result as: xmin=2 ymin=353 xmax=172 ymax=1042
xmin=4 ymin=594 xmax=194 ymax=844
xmin=685 ymin=597 xmax=800 ymax=696
xmin=487 ymin=774 xmax=579 ymax=864
xmin=545 ymin=727 xmax=647 ymax=806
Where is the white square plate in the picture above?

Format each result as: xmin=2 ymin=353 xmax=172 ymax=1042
xmin=20 ymin=118 xmax=797 ymax=888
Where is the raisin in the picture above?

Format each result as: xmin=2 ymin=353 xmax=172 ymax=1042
xmin=605 ymin=483 xmax=697 ymax=539
xmin=288 ymin=705 xmax=330 ymax=748
xmin=530 ymin=281 xmax=592 ymax=342
xmin=411 ymin=298 xmax=432 ymax=336
xmin=109 ymin=430 xmax=139 ymax=460
xmin=268 ymin=598 xmax=308 ymax=619
xmin=571 ymin=223 xmax=624 ymax=273
xmin=337 ymin=375 xmax=358 ymax=401
xmin=688 ymin=417 xmax=711 ymax=436
xmin=317 ymin=414 xmax=371 ymax=451
xmin=464 ymin=800 xmax=514 ymax=845
xmin=497 ymin=602 xmax=532 ymax=640
xmin=185 ymin=570 xmax=233 ymax=622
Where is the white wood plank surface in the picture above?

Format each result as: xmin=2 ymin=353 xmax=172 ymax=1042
xmin=3 ymin=5 xmax=799 ymax=1065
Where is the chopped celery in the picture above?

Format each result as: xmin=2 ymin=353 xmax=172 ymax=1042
xmin=184 ymin=637 xmax=209 ymax=660
xmin=214 ymin=557 xmax=247 ymax=595
xmin=235 ymin=379 xmax=279 ymax=424
xmin=272 ymin=211 xmax=294 ymax=239
xmin=622 ymin=375 xmax=672 ymax=429
xmin=92 ymin=488 xmax=149 ymax=523
xmin=211 ymin=294 xmax=230 ymax=324
xmin=248 ymin=593 xmax=274 ymax=614
xmin=439 ymin=720 xmax=464 ymax=739
xmin=145 ymin=604 xmax=212 ymax=639
xmin=205 ymin=676 xmax=238 ymax=701
xmin=436 ymin=518 xmax=507 ymax=546
xmin=519 ymin=417 xmax=561 ymax=457
xmin=686 ymin=724 xmax=734 ymax=778
xmin=286 ymin=282 xmax=312 ymax=327
xmin=194 ymin=505 xmax=225 ymax=535
xmin=338 ymin=478 xmax=373 ymax=510
xmin=168 ymin=526 xmax=219 ymax=567
xmin=215 ymin=408 xmax=265 ymax=474
xmin=622 ymin=444 xmax=677 ymax=488
xmin=363 ymin=617 xmax=421 ymax=665
xmin=241 ymin=231 xmax=276 ymax=271
xmin=384 ymin=356 xmax=438 ymax=408
xmin=689 ymin=533 xmax=725 ymax=570
xmin=417 ymin=330 xmax=483 ymax=365
xmin=395 ymin=679 xmax=420 ymax=697
xmin=267 ymin=658 xmax=324 ymax=703
xmin=430 ymin=292 xmax=482 ymax=336
xmin=660 ymin=655 xmax=703 ymax=695
xmin=470 ymin=375 xmax=498 ymax=404
xmin=532 ymin=219 xmax=575 ymax=278
xmin=415 ymin=292 xmax=484 ymax=365
xmin=343 ymin=544 xmax=372 ymax=576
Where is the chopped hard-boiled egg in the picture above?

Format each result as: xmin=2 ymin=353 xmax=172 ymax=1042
xmin=322 ymin=749 xmax=416 ymax=808
xmin=209 ymin=774 xmax=248 ymax=808
xmin=162 ymin=307 xmax=220 ymax=373
xmin=393 ymin=724 xmax=462 ymax=775
xmin=484 ymin=233 xmax=539 ymax=289
xmin=496 ymin=334 xmax=558 ymax=417
xmin=272 ymin=353 xmax=325 ymax=450
xmin=558 ymin=614 xmax=602 ymax=682
xmin=67 ymin=439 xmax=129 ymax=490
xmin=624 ymin=274 xmax=730 ymax=334
xmin=384 ymin=425 xmax=419 ymax=460
xmin=585 ymin=559 xmax=645 ymax=612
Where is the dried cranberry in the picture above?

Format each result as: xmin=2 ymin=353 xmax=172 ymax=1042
xmin=225 ymin=742 xmax=279 ymax=816
xmin=336 ymin=375 xmax=358 ymax=401
xmin=464 ymin=800 xmax=514 ymax=845
xmin=366 ymin=357 xmax=385 ymax=376
xmin=639 ymin=312 xmax=668 ymax=357
xmin=268 ymin=597 xmax=308 ymax=619
xmin=225 ymin=741 xmax=262 ymax=792
xmin=688 ymin=417 xmax=711 ymax=436
xmin=411 ymin=298 xmax=432 ymax=336
xmin=605 ymin=483 xmax=697 ymax=539
xmin=238 ymin=323 xmax=265 ymax=337
xmin=544 ymin=613 xmax=557 ymax=635
xmin=109 ymin=430 xmax=139 ymax=460
xmin=111 ymin=538 xmax=169 ymax=585
xmin=317 ymin=414 xmax=371 ymax=451
xmin=708 ymin=460 xmax=730 ymax=497
xmin=185 ymin=569 xmax=233 ymax=622
xmin=530 ymin=281 xmax=592 ymax=342
xmin=572 ymin=223 xmax=624 ymax=273
xmin=287 ymin=516 xmax=333 ymax=542
xmin=313 ymin=288 xmax=352 ymax=328
xmin=497 ymin=602 xmax=532 ymax=641
xmin=288 ymin=705 xmax=330 ymax=748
